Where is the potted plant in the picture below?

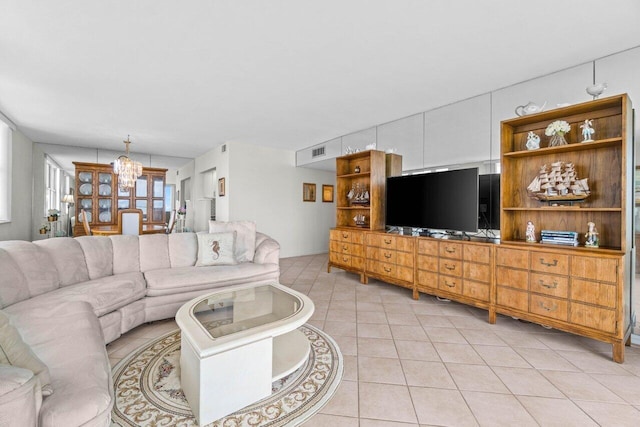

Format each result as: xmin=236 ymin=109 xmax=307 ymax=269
xmin=47 ymin=209 xmax=60 ymax=222
xmin=177 ymin=207 xmax=187 ymax=217
xmin=39 ymin=223 xmax=50 ymax=234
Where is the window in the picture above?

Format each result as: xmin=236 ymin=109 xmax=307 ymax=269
xmin=44 ymin=155 xmax=71 ymax=216
xmin=0 ymin=120 xmax=11 ymax=222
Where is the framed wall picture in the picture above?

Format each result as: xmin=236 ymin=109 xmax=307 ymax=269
xmin=322 ymin=184 xmax=334 ymax=202
xmin=218 ymin=177 xmax=226 ymax=197
xmin=303 ymin=183 xmax=316 ymax=202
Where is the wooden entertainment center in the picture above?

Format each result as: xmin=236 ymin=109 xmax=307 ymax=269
xmin=328 ymin=94 xmax=634 ymax=362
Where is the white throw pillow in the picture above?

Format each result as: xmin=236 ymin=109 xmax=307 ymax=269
xmin=208 ymin=221 xmax=257 ymax=262
xmin=0 ymin=310 xmax=53 ymax=396
xmin=195 ymin=232 xmax=237 ymax=266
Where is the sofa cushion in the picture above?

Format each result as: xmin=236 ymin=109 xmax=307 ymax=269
xmin=4 ymin=272 xmax=146 ymax=318
xmin=75 ymin=236 xmax=113 ymax=280
xmin=0 ymin=310 xmax=52 ymax=396
xmin=0 ymin=241 xmax=60 ymax=300
xmin=208 ymin=220 xmax=256 ymax=262
xmin=0 ymin=249 xmax=29 ymax=309
xmin=195 ymin=232 xmax=237 ymax=266
xmin=6 ymin=301 xmax=113 ymax=427
xmin=144 ymin=263 xmax=279 ymax=296
xmin=34 ymin=238 xmax=90 ymax=287
xmin=0 ymin=365 xmax=42 ymax=427
xmin=110 ymin=235 xmax=141 ymax=274
xmin=139 ymin=234 xmax=171 ymax=272
xmin=168 ymin=233 xmax=198 ymax=267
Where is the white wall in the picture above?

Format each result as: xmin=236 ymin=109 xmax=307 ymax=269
xmin=0 ymin=130 xmax=33 ymax=241
xmin=228 ymin=142 xmax=335 ymax=258
xmin=177 ymin=141 xmax=335 ymax=258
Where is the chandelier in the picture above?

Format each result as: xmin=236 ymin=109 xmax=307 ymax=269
xmin=113 ymin=136 xmax=143 ymax=190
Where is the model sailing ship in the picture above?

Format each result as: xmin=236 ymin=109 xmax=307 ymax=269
xmin=527 ymin=161 xmax=590 ymax=202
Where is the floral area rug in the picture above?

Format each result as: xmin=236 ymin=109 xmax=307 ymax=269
xmin=111 ymin=324 xmax=343 ymax=426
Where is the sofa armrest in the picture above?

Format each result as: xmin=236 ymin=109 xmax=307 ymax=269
xmin=254 ymin=232 xmax=280 ymax=265
xmin=0 ymin=365 xmax=42 ymax=427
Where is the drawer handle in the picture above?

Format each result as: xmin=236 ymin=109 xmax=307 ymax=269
xmin=384 ymin=267 xmax=392 ymax=273
xmin=538 ymin=301 xmax=557 ymax=312
xmin=539 ymin=280 xmax=558 ymax=289
xmin=539 ymin=258 xmax=558 ymax=267
xmin=444 ymin=263 xmax=456 ymax=271
xmin=384 ymin=252 xmax=392 ymax=259
xmin=342 ymin=257 xmax=348 ymax=262
xmin=342 ymin=245 xmax=348 ymax=251
xmin=445 ymin=247 xmax=456 ymax=253
xmin=444 ymin=280 xmax=456 ymax=288
xmin=384 ymin=238 xmax=392 ymax=245
xmin=342 ymin=233 xmax=348 ymax=238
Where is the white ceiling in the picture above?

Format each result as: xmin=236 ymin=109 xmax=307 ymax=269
xmin=1 ymin=1 xmax=640 ymax=162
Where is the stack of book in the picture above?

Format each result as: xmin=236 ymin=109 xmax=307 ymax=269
xmin=540 ymin=230 xmax=579 ymax=246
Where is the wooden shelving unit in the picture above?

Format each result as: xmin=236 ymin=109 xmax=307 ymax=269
xmin=497 ymin=94 xmax=633 ymax=362
xmin=329 ymin=150 xmax=402 ymax=281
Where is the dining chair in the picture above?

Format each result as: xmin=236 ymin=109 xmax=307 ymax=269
xmin=166 ymin=210 xmax=176 ymax=234
xmin=118 ymin=208 xmax=143 ymax=235
xmin=81 ymin=209 xmax=92 ymax=236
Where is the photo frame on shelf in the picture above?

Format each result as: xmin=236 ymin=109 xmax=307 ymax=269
xmin=322 ymin=184 xmax=334 ymax=202
xmin=218 ymin=178 xmax=226 ymax=197
xmin=303 ymin=183 xmax=316 ymax=202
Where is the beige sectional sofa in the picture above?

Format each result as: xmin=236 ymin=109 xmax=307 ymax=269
xmin=0 ymin=230 xmax=280 ymax=427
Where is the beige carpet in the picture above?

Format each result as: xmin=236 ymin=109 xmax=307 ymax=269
xmin=111 ymin=324 xmax=343 ymax=426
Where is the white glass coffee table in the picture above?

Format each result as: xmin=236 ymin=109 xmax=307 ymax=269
xmin=176 ymin=282 xmax=315 ymax=425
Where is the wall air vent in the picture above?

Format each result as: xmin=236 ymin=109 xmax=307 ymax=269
xmin=221 ymin=144 xmax=227 ymax=153
xmin=312 ymin=146 xmax=326 ymax=158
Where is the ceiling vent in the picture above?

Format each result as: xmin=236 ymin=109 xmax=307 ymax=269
xmin=312 ymin=146 xmax=325 ymax=158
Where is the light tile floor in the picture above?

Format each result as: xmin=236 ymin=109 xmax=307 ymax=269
xmin=107 ymin=254 xmax=640 ymax=426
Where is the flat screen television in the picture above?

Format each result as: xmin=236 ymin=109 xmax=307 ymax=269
xmin=478 ymin=173 xmax=500 ymax=230
xmin=386 ymin=168 xmax=479 ymax=233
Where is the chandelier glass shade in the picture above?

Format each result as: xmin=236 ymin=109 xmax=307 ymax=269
xmin=113 ymin=136 xmax=143 ymax=190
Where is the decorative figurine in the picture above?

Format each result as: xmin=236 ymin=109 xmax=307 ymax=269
xmin=526 ymin=131 xmax=541 ymax=150
xmin=526 ymin=221 xmax=536 ymax=243
xmin=580 ymin=119 xmax=595 ymax=142
xmin=354 ymin=165 xmax=361 ymax=173
xmin=586 ymin=82 xmax=607 ymax=100
xmin=515 ymin=101 xmax=547 ymax=116
xmin=585 ymin=222 xmax=599 ymax=248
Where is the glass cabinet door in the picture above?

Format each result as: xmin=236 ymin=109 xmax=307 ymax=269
xmin=136 ymin=176 xmax=148 ymax=198
xmin=135 ymin=200 xmax=148 ymax=221
xmin=97 ymin=199 xmax=112 ymax=223
xmin=78 ymin=171 xmax=93 ymax=197
xmin=152 ymin=200 xmax=164 ymax=222
xmin=152 ymin=176 xmax=165 ymax=222
xmin=153 ymin=176 xmax=164 ymax=198
xmin=78 ymin=198 xmax=92 ymax=224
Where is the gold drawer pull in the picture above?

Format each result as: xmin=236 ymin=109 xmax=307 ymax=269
xmin=444 ymin=263 xmax=456 ymax=271
xmin=539 ymin=280 xmax=558 ymax=289
xmin=342 ymin=257 xmax=348 ymax=262
xmin=539 ymin=258 xmax=558 ymax=267
xmin=445 ymin=247 xmax=456 ymax=253
xmin=538 ymin=301 xmax=557 ymax=312
xmin=384 ymin=267 xmax=392 ymax=273
xmin=342 ymin=233 xmax=349 ymax=238
xmin=384 ymin=238 xmax=392 ymax=245
xmin=444 ymin=280 xmax=456 ymax=288
xmin=384 ymin=252 xmax=392 ymax=259
xmin=342 ymin=245 xmax=348 ymax=251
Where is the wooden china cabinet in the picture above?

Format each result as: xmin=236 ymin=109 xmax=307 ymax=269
xmin=73 ymin=162 xmax=167 ymax=236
